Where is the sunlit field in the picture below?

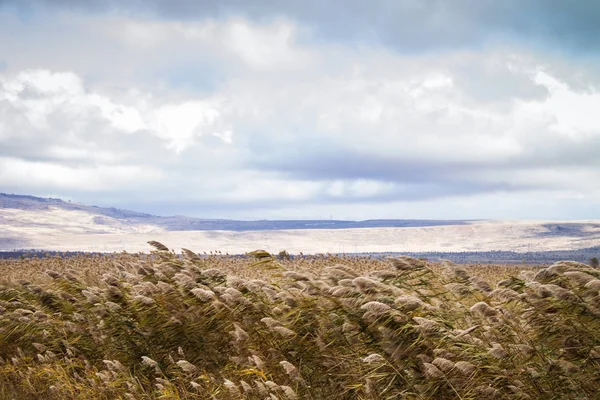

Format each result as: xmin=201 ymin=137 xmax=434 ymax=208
xmin=0 ymin=242 xmax=599 ymax=399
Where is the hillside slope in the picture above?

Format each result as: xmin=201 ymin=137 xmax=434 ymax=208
xmin=2 ymin=193 xmax=600 ymax=253
xmin=0 ymin=193 xmax=469 ymax=232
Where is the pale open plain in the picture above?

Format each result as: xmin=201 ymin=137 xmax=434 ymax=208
xmin=2 ymin=205 xmax=600 ymax=253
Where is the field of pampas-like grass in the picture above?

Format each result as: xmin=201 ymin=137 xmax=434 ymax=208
xmin=0 ymin=242 xmax=599 ymax=399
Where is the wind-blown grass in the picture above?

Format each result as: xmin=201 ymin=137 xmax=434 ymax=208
xmin=0 ymin=244 xmax=598 ymax=399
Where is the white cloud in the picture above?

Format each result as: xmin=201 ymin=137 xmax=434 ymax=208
xmin=153 ymin=101 xmax=222 ymax=152
xmin=0 ymin=157 xmax=160 ymax=191
xmin=532 ymin=71 xmax=600 ymax=138
xmin=225 ymin=18 xmax=309 ymax=69
xmin=1 ymin=12 xmax=600 ymax=219
xmin=0 ymin=69 xmax=231 ymax=153
xmin=88 ymin=94 xmax=146 ymax=133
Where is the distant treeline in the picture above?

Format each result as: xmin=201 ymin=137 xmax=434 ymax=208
xmin=363 ymin=247 xmax=600 ymax=264
xmin=1 ymin=247 xmax=599 ymax=264
xmin=0 ymin=250 xmax=105 ymax=259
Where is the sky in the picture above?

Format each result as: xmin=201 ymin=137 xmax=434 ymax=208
xmin=1 ymin=0 xmax=600 ymax=220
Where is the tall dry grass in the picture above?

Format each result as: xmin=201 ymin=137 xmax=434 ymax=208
xmin=0 ymin=243 xmax=598 ymax=399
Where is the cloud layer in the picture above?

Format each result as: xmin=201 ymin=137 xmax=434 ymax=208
xmin=1 ymin=1 xmax=600 ymax=219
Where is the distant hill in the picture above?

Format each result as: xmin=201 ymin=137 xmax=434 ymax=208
xmin=0 ymin=193 xmax=469 ymax=232
xmin=2 ymin=193 xmax=600 ymax=254
xmin=0 ymin=193 xmax=152 ymax=219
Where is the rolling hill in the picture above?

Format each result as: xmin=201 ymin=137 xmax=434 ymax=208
xmin=2 ymin=193 xmax=600 ymax=255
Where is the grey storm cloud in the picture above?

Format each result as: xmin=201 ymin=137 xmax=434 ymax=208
xmin=254 ymin=131 xmax=600 ymax=178
xmin=248 ymin=137 xmax=600 ymax=199
xmin=3 ymin=0 xmax=600 ymax=53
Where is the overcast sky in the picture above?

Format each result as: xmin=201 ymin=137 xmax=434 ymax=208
xmin=1 ymin=0 xmax=600 ymax=220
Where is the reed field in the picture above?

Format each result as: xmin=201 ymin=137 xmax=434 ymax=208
xmin=0 ymin=242 xmax=599 ymax=399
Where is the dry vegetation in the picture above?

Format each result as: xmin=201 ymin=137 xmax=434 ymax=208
xmin=0 ymin=243 xmax=599 ymax=399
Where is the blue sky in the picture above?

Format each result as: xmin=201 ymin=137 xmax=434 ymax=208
xmin=1 ymin=0 xmax=600 ymax=220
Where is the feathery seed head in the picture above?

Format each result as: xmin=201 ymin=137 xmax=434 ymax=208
xmin=360 ymin=301 xmax=392 ymax=316
xmin=389 ymin=256 xmax=427 ymax=271
xmin=455 ymin=361 xmax=476 ymax=376
xmin=432 ymin=357 xmax=455 ymax=373
xmin=423 ymin=362 xmax=444 ymax=379
xmin=177 ymin=360 xmax=198 ymax=373
xmin=362 ymin=353 xmax=386 ymax=364
xmin=273 ymin=326 xmax=296 ymax=338
xmin=141 ymin=356 xmax=158 ymax=368
xmin=470 ymin=302 xmax=498 ymax=317
xmin=191 ymin=288 xmax=216 ymax=302
xmin=488 ymin=343 xmax=508 ymax=359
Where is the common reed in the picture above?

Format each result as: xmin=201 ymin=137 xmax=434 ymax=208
xmin=0 ymin=243 xmax=598 ymax=399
